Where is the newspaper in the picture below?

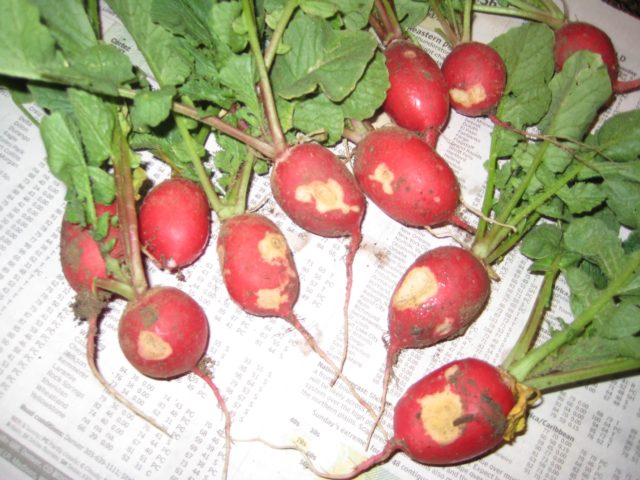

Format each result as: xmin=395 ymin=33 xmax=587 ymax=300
xmin=1 ymin=1 xmax=639 ymax=479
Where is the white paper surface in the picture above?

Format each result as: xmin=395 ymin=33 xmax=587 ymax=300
xmin=1 ymin=1 xmax=639 ymax=479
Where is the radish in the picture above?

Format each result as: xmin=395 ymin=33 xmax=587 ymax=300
xmin=217 ymin=213 xmax=299 ymax=319
xmin=353 ymin=126 xmax=471 ymax=233
xmin=217 ymin=212 xmax=381 ymax=425
xmin=554 ymin=21 xmax=640 ymax=94
xmin=60 ymin=202 xmax=121 ymax=294
xmin=367 ymin=245 xmax=490 ymax=444
xmin=271 ymin=142 xmax=366 ymax=378
xmin=118 ymin=285 xmax=232 ymax=477
xmin=139 ymin=177 xmax=211 ymax=271
xmin=383 ymin=40 xmax=450 ymax=147
xmin=441 ymin=41 xmax=507 ymax=117
xmin=305 ymin=358 xmax=533 ymax=478
xmin=118 ymin=286 xmax=209 ymax=379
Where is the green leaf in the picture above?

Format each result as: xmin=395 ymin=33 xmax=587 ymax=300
xmin=564 ymin=217 xmax=625 ymax=279
xmin=210 ymin=1 xmax=247 ymax=52
xmin=521 ymin=223 xmax=563 ymax=260
xmin=64 ymin=44 xmax=136 ymax=95
xmin=293 ymin=95 xmax=344 ymax=145
xmin=557 ymin=181 xmax=607 ymax=214
xmin=341 ymin=51 xmax=389 ymax=121
xmin=603 ymin=178 xmax=640 ymax=228
xmin=539 ymin=51 xmax=612 ymax=138
xmin=595 ymin=109 xmax=640 ymax=162
xmin=491 ymin=23 xmax=554 ymax=128
xmin=41 ymin=111 xmax=95 ymax=224
xmin=151 ymin=0 xmax=214 ymax=47
xmin=28 ymin=0 xmax=97 ymax=55
xmin=218 ymin=54 xmax=261 ymax=123
xmin=301 ymin=0 xmax=375 ymax=30
xmin=67 ymin=89 xmax=115 ymax=166
xmin=0 ymin=0 xmax=66 ymax=80
xmin=272 ymin=13 xmax=378 ymax=102
xmin=107 ymin=0 xmax=192 ymax=86
xmin=130 ymin=86 xmax=176 ymax=128
xmin=87 ymin=165 xmax=116 ymax=205
xmin=396 ymin=0 xmax=430 ymax=30
xmin=595 ymin=301 xmax=640 ymax=339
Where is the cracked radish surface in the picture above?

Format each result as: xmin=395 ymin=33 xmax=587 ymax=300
xmin=393 ymin=358 xmax=517 ymax=465
xmin=217 ymin=213 xmax=299 ymax=318
xmin=118 ymin=287 xmax=209 ymax=379
xmin=272 ymin=142 xmax=365 ymax=238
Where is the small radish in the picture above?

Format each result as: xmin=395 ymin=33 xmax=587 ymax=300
xmin=60 ymin=202 xmax=121 ymax=294
xmin=353 ymin=126 xmax=471 ymax=233
xmin=368 ymin=246 xmax=490 ymax=443
xmin=554 ymin=21 xmax=640 ymax=94
xmin=118 ymin=286 xmax=209 ymax=379
xmin=139 ymin=177 xmax=211 ymax=271
xmin=305 ymin=358 xmax=535 ymax=479
xmin=271 ymin=142 xmax=366 ymax=377
xmin=118 ymin=286 xmax=232 ymax=478
xmin=217 ymin=213 xmax=381 ymax=425
xmin=383 ymin=40 xmax=450 ymax=147
xmin=441 ymin=41 xmax=507 ymax=117
xmin=217 ymin=213 xmax=299 ymax=319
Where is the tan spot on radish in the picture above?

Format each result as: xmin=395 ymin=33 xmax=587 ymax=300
xmin=403 ymin=50 xmax=417 ymax=59
xmin=418 ymin=385 xmax=464 ymax=446
xmin=138 ymin=331 xmax=172 ymax=361
xmin=256 ymin=286 xmax=289 ymax=311
xmin=295 ymin=179 xmax=360 ymax=215
xmin=369 ymin=163 xmax=395 ymax=195
xmin=450 ymin=84 xmax=487 ymax=107
xmin=444 ymin=364 xmax=460 ymax=382
xmin=392 ymin=266 xmax=438 ymax=310
xmin=435 ymin=317 xmax=454 ymax=337
xmin=258 ymin=232 xmax=288 ymax=264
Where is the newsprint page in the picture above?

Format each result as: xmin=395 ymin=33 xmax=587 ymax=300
xmin=1 ymin=1 xmax=639 ymax=479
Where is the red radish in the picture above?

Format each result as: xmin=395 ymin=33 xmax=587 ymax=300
xmin=271 ymin=142 xmax=366 ymax=377
xmin=383 ymin=40 xmax=450 ymax=147
xmin=118 ymin=286 xmax=209 ymax=379
xmin=217 ymin=213 xmax=381 ymax=423
xmin=554 ymin=22 xmax=640 ymax=94
xmin=60 ymin=202 xmax=121 ymax=294
xmin=368 ymin=246 xmax=490 ymax=444
xmin=118 ymin=286 xmax=232 ymax=477
xmin=217 ymin=213 xmax=299 ymax=318
xmin=139 ymin=177 xmax=211 ymax=270
xmin=306 ymin=358 xmax=532 ymax=479
xmin=353 ymin=126 xmax=471 ymax=233
xmin=441 ymin=42 xmax=507 ymax=117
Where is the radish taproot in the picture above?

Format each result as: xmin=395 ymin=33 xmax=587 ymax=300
xmin=60 ymin=202 xmax=122 ymax=294
xmin=554 ymin=21 xmax=640 ymax=94
xmin=368 ymin=246 xmax=491 ymax=443
xmin=271 ymin=142 xmax=366 ymax=378
xmin=305 ymin=358 xmax=535 ymax=479
xmin=139 ymin=177 xmax=211 ymax=271
xmin=353 ymin=126 xmax=471 ymax=233
xmin=441 ymin=41 xmax=507 ymax=117
xmin=216 ymin=212 xmax=382 ymax=427
xmin=383 ymin=40 xmax=450 ymax=147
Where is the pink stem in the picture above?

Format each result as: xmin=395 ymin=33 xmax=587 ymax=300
xmin=366 ymin=346 xmax=398 ymax=449
xmin=309 ymin=441 xmax=400 ymax=479
xmin=613 ymin=78 xmax=640 ymax=94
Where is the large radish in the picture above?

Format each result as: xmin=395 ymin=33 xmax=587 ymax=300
xmin=353 ymin=126 xmax=471 ymax=233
